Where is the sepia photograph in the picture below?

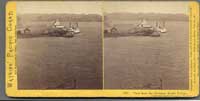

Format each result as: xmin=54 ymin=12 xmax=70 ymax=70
xmin=103 ymin=1 xmax=189 ymax=89
xmin=16 ymin=1 xmax=103 ymax=89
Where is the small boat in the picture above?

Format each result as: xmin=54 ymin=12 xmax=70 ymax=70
xmin=73 ymin=28 xmax=80 ymax=34
xmin=69 ymin=22 xmax=81 ymax=34
xmin=155 ymin=20 xmax=167 ymax=33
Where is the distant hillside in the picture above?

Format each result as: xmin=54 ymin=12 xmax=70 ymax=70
xmin=17 ymin=13 xmax=188 ymax=23
xmin=17 ymin=13 xmax=102 ymax=22
xmin=105 ymin=13 xmax=188 ymax=21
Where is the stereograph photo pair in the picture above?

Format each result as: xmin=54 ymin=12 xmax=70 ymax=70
xmin=5 ymin=1 xmax=199 ymax=97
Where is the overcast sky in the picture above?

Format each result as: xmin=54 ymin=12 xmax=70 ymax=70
xmin=17 ymin=1 xmax=189 ymax=15
xmin=17 ymin=1 xmax=103 ymax=14
xmin=103 ymin=1 xmax=189 ymax=14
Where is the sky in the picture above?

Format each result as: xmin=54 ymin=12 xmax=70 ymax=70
xmin=103 ymin=1 xmax=189 ymax=14
xmin=17 ymin=1 xmax=103 ymax=14
xmin=17 ymin=1 xmax=189 ymax=15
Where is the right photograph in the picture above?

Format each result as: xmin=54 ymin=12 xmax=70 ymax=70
xmin=103 ymin=1 xmax=189 ymax=89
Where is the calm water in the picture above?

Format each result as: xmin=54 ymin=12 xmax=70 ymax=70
xmin=17 ymin=22 xmax=103 ymax=89
xmin=104 ymin=21 xmax=189 ymax=89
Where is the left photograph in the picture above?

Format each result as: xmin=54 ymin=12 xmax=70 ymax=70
xmin=16 ymin=1 xmax=103 ymax=89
